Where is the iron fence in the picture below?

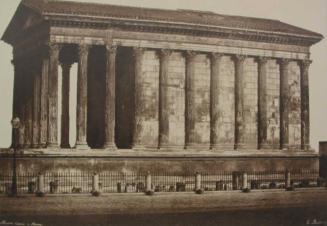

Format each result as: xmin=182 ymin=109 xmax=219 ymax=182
xmin=0 ymin=170 xmax=321 ymax=194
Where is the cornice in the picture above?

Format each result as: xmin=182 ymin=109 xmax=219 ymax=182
xmin=44 ymin=14 xmax=321 ymax=47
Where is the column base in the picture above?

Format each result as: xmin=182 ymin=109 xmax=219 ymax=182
xmin=234 ymin=143 xmax=255 ymax=150
xmin=61 ymin=144 xmax=71 ymax=149
xmin=47 ymin=143 xmax=59 ymax=149
xmin=210 ymin=144 xmax=234 ymax=151
xmin=23 ymin=144 xmax=32 ymax=149
xmin=31 ymin=144 xmax=40 ymax=149
xmin=185 ymin=143 xmax=210 ymax=151
xmin=75 ymin=143 xmax=90 ymax=150
xmin=39 ymin=143 xmax=47 ymax=149
xmin=158 ymin=144 xmax=185 ymax=151
xmin=132 ymin=144 xmax=147 ymax=151
xmin=301 ymin=144 xmax=312 ymax=151
xmin=103 ymin=142 xmax=117 ymax=151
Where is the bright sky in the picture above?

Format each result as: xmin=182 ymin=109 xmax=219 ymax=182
xmin=0 ymin=0 xmax=326 ymax=151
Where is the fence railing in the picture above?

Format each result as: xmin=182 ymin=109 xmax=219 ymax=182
xmin=0 ymin=170 xmax=322 ymax=195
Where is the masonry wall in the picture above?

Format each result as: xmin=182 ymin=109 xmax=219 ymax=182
xmin=243 ymin=58 xmax=258 ymax=148
xmin=266 ymin=59 xmax=280 ymax=148
xmin=139 ymin=50 xmax=160 ymax=148
xmin=216 ymin=56 xmax=235 ymax=149
xmin=166 ymin=52 xmax=185 ymax=148
xmin=288 ymin=62 xmax=301 ymax=149
xmin=193 ymin=54 xmax=211 ymax=147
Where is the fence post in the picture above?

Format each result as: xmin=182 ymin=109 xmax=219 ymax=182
xmin=195 ymin=172 xmax=202 ymax=193
xmin=92 ymin=173 xmax=99 ymax=194
xmin=232 ymin=171 xmax=240 ymax=190
xmin=285 ymin=170 xmax=292 ymax=190
xmin=242 ymin=172 xmax=248 ymax=190
xmin=145 ymin=171 xmax=153 ymax=195
xmin=36 ymin=173 xmax=45 ymax=196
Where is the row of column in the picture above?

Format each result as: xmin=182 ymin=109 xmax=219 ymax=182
xmin=132 ymin=48 xmax=311 ymax=150
xmin=12 ymin=44 xmax=311 ymax=150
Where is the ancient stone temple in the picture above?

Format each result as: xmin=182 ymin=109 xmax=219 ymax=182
xmin=0 ymin=0 xmax=323 ymax=173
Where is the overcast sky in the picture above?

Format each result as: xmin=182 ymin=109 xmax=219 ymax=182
xmin=0 ymin=0 xmax=326 ymax=151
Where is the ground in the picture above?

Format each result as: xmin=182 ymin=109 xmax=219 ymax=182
xmin=1 ymin=188 xmax=327 ymax=225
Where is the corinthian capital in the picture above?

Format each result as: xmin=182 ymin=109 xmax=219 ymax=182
xmin=210 ymin=52 xmax=224 ymax=61
xmin=160 ymin=49 xmax=172 ymax=58
xmin=106 ymin=44 xmax=118 ymax=54
xmin=257 ymin=56 xmax=270 ymax=65
xmin=233 ymin=54 xmax=246 ymax=63
xmin=78 ymin=44 xmax=90 ymax=57
xmin=133 ymin=47 xmax=145 ymax=57
xmin=48 ymin=43 xmax=61 ymax=55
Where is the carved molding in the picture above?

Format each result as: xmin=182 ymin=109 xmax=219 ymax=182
xmin=257 ymin=56 xmax=270 ymax=64
xmin=106 ymin=44 xmax=118 ymax=54
xmin=48 ymin=18 xmax=319 ymax=46
xmin=159 ymin=49 xmax=172 ymax=58
xmin=78 ymin=44 xmax=90 ymax=57
xmin=233 ymin=54 xmax=247 ymax=63
xmin=210 ymin=52 xmax=224 ymax=62
xmin=133 ymin=47 xmax=145 ymax=57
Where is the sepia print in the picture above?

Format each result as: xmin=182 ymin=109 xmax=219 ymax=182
xmin=0 ymin=0 xmax=326 ymax=225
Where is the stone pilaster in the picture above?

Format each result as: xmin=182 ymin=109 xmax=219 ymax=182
xmin=61 ymin=62 xmax=72 ymax=148
xmin=76 ymin=44 xmax=90 ymax=149
xmin=234 ymin=55 xmax=246 ymax=149
xmin=185 ymin=51 xmax=197 ymax=149
xmin=132 ymin=47 xmax=145 ymax=150
xmin=47 ymin=43 xmax=60 ymax=148
xmin=39 ymin=58 xmax=49 ymax=148
xmin=32 ymin=63 xmax=41 ymax=148
xmin=210 ymin=53 xmax=223 ymax=150
xmin=103 ymin=44 xmax=118 ymax=150
xmin=257 ymin=57 xmax=269 ymax=149
xmin=279 ymin=58 xmax=290 ymax=150
xmin=158 ymin=49 xmax=172 ymax=149
xmin=300 ymin=60 xmax=312 ymax=150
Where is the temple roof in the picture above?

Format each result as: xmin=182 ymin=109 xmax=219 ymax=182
xmin=2 ymin=0 xmax=324 ymax=45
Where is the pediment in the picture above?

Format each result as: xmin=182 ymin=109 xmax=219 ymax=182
xmin=1 ymin=3 xmax=43 ymax=45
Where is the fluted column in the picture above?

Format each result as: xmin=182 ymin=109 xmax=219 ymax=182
xmin=279 ymin=59 xmax=290 ymax=150
xmin=234 ymin=55 xmax=246 ymax=149
xmin=39 ymin=57 xmax=49 ymax=148
xmin=11 ymin=60 xmax=19 ymax=148
xmin=300 ymin=60 xmax=312 ymax=150
xmin=210 ymin=53 xmax=223 ymax=150
xmin=24 ymin=64 xmax=33 ymax=148
xmin=132 ymin=47 xmax=145 ymax=149
xmin=103 ymin=44 xmax=117 ymax=150
xmin=47 ymin=43 xmax=60 ymax=148
xmin=158 ymin=49 xmax=172 ymax=149
xmin=32 ymin=63 xmax=41 ymax=148
xmin=61 ymin=62 xmax=72 ymax=148
xmin=185 ymin=51 xmax=197 ymax=149
xmin=76 ymin=44 xmax=90 ymax=149
xmin=257 ymin=57 xmax=269 ymax=149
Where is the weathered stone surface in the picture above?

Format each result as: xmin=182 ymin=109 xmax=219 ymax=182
xmin=163 ymin=52 xmax=185 ymax=149
xmin=0 ymin=156 xmax=319 ymax=175
xmin=192 ymin=54 xmax=211 ymax=148
xmin=243 ymin=58 xmax=258 ymax=148
xmin=215 ymin=56 xmax=235 ymax=149
xmin=265 ymin=59 xmax=280 ymax=148
xmin=47 ymin=43 xmax=60 ymax=148
xmin=133 ymin=50 xmax=159 ymax=149
xmin=76 ymin=44 xmax=90 ymax=149
xmin=1 ymin=1 xmax=322 ymax=175
xmin=288 ymin=61 xmax=301 ymax=149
